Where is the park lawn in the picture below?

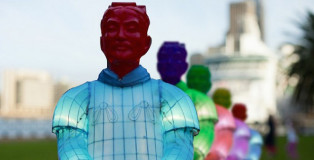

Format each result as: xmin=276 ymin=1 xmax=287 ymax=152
xmin=261 ymin=135 xmax=314 ymax=160
xmin=0 ymin=139 xmax=58 ymax=160
xmin=0 ymin=136 xmax=313 ymax=160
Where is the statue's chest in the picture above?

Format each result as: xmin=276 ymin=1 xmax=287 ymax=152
xmin=87 ymin=81 xmax=163 ymax=160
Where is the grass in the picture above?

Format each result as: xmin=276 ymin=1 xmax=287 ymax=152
xmin=261 ymin=136 xmax=314 ymax=160
xmin=0 ymin=139 xmax=58 ymax=160
xmin=0 ymin=136 xmax=313 ymax=160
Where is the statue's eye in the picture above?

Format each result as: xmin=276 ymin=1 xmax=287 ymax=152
xmin=126 ymin=22 xmax=139 ymax=32
xmin=108 ymin=25 xmax=117 ymax=31
xmin=106 ymin=22 xmax=118 ymax=32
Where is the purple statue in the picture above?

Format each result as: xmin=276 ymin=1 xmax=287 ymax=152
xmin=226 ymin=103 xmax=251 ymax=160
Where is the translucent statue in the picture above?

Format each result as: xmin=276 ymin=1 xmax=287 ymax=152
xmin=226 ymin=103 xmax=251 ymax=160
xmin=212 ymin=88 xmax=232 ymax=109
xmin=52 ymin=3 xmax=199 ymax=160
xmin=206 ymin=104 xmax=236 ymax=160
xmin=245 ymin=129 xmax=263 ymax=160
xmin=186 ymin=69 xmax=236 ymax=160
xmin=157 ymin=42 xmax=218 ymax=160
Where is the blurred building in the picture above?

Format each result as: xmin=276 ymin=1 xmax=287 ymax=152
xmin=1 ymin=69 xmax=55 ymax=119
xmin=191 ymin=0 xmax=277 ymax=123
xmin=226 ymin=0 xmax=268 ymax=55
xmin=0 ymin=69 xmax=73 ymax=139
xmin=1 ymin=69 xmax=73 ymax=119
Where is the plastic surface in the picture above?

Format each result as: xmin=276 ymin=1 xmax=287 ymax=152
xmin=206 ymin=105 xmax=236 ymax=160
xmin=157 ymin=42 xmax=188 ymax=85
xmin=176 ymin=81 xmax=218 ymax=160
xmin=52 ymin=83 xmax=89 ymax=134
xmin=245 ymin=129 xmax=263 ymax=160
xmin=226 ymin=119 xmax=251 ymax=160
xmin=100 ymin=2 xmax=152 ymax=78
xmin=52 ymin=78 xmax=200 ymax=159
xmin=214 ymin=105 xmax=236 ymax=131
xmin=231 ymin=103 xmax=247 ymax=121
xmin=186 ymin=65 xmax=212 ymax=94
xmin=212 ymin=88 xmax=232 ymax=109
xmin=56 ymin=129 xmax=92 ymax=160
xmin=53 ymin=3 xmax=199 ymax=159
xmin=157 ymin=42 xmax=217 ymax=160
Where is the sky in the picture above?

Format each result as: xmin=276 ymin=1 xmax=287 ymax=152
xmin=1 ymin=0 xmax=314 ymax=85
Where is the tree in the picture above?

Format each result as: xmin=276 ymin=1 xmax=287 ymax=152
xmin=289 ymin=11 xmax=314 ymax=112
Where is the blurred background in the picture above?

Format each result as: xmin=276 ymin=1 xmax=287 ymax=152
xmin=1 ymin=0 xmax=314 ymax=159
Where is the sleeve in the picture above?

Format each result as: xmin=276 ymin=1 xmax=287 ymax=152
xmin=193 ymin=121 xmax=216 ymax=160
xmin=175 ymin=81 xmax=217 ymax=158
xmin=186 ymin=89 xmax=218 ymax=122
xmin=52 ymin=82 xmax=91 ymax=159
xmin=245 ymin=129 xmax=263 ymax=160
xmin=162 ymin=128 xmax=194 ymax=160
xmin=56 ymin=128 xmax=92 ymax=160
xmin=176 ymin=81 xmax=218 ymax=122
xmin=160 ymin=81 xmax=200 ymax=135
xmin=227 ymin=120 xmax=251 ymax=160
xmin=250 ymin=129 xmax=263 ymax=145
xmin=52 ymin=82 xmax=90 ymax=134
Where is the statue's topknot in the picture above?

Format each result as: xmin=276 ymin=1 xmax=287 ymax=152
xmin=157 ymin=42 xmax=187 ymax=60
xmin=101 ymin=2 xmax=150 ymax=35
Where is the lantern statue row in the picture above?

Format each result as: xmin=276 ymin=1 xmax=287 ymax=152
xmin=52 ymin=2 xmax=263 ymax=160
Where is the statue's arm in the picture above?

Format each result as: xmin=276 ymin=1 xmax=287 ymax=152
xmin=162 ymin=128 xmax=194 ymax=160
xmin=55 ymin=128 xmax=92 ymax=160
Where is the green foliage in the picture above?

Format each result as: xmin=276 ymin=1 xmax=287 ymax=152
xmin=289 ymin=11 xmax=314 ymax=112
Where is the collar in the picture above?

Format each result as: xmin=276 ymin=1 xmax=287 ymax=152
xmin=97 ymin=65 xmax=151 ymax=87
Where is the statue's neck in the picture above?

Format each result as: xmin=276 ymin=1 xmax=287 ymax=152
xmin=108 ymin=60 xmax=140 ymax=79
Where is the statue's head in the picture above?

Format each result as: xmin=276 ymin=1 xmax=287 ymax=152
xmin=100 ymin=2 xmax=151 ymax=65
xmin=186 ymin=65 xmax=212 ymax=94
xmin=157 ymin=42 xmax=188 ymax=85
xmin=231 ymin=103 xmax=247 ymax=121
xmin=212 ymin=88 xmax=232 ymax=109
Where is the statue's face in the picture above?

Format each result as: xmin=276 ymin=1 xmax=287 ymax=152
xmin=101 ymin=8 xmax=151 ymax=64
xmin=232 ymin=104 xmax=247 ymax=121
xmin=187 ymin=67 xmax=211 ymax=94
xmin=213 ymin=88 xmax=231 ymax=109
xmin=157 ymin=45 xmax=187 ymax=84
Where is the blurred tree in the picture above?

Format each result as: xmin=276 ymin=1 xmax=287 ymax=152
xmin=289 ymin=11 xmax=314 ymax=112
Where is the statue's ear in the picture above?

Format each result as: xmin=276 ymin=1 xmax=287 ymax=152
xmin=182 ymin=62 xmax=188 ymax=74
xmin=141 ymin=36 xmax=152 ymax=57
xmin=100 ymin=36 xmax=105 ymax=53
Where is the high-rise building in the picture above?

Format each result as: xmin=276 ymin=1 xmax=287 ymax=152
xmin=225 ymin=0 xmax=268 ymax=55
xmin=193 ymin=0 xmax=277 ymax=123
xmin=1 ymin=69 xmax=55 ymax=119
xmin=0 ymin=69 xmax=74 ymax=139
xmin=254 ymin=0 xmax=265 ymax=41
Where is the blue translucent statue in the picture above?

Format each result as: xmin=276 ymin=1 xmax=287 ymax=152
xmin=52 ymin=3 xmax=199 ymax=160
xmin=245 ymin=129 xmax=263 ymax=160
xmin=157 ymin=42 xmax=218 ymax=160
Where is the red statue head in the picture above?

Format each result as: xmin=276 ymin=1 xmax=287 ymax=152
xmin=100 ymin=2 xmax=152 ymax=78
xmin=231 ymin=103 xmax=247 ymax=121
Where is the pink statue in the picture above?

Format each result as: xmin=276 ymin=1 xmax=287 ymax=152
xmin=206 ymin=104 xmax=236 ymax=160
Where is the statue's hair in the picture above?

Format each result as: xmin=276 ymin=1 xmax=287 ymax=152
xmin=231 ymin=103 xmax=247 ymax=120
xmin=157 ymin=42 xmax=187 ymax=60
xmin=101 ymin=2 xmax=150 ymax=35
